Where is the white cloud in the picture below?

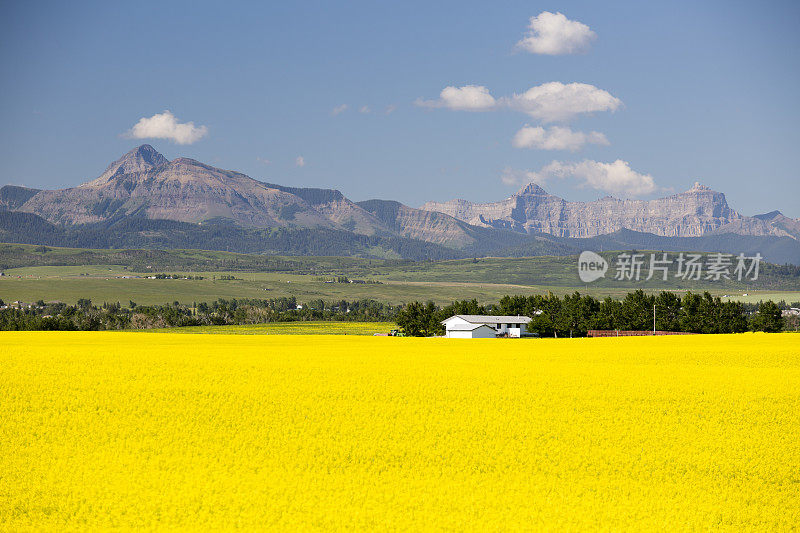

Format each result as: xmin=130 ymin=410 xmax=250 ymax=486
xmin=331 ymin=104 xmax=348 ymax=116
xmin=295 ymin=156 xmax=305 ymax=167
xmin=257 ymin=156 xmax=271 ymax=165
xmin=516 ymin=12 xmax=596 ymax=55
xmin=512 ymin=125 xmax=609 ymax=151
xmin=503 ymin=82 xmax=621 ymax=123
xmin=127 ymin=110 xmax=207 ymax=145
xmin=415 ymin=85 xmax=497 ymax=111
xmin=385 ymin=104 xmax=397 ymax=114
xmin=500 ymin=166 xmax=544 ymax=186
xmin=540 ymin=159 xmax=657 ymax=197
xmin=418 ymin=82 xmax=620 ymax=122
xmin=359 ymin=105 xmax=371 ymax=114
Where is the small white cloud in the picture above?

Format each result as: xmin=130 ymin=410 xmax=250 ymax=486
xmin=512 ymin=125 xmax=609 ymax=151
xmin=503 ymin=82 xmax=622 ymax=123
xmin=541 ymin=159 xmax=657 ymax=197
xmin=516 ymin=12 xmax=596 ymax=55
xmin=127 ymin=110 xmax=208 ymax=145
xmin=331 ymin=104 xmax=348 ymax=116
xmin=295 ymin=156 xmax=305 ymax=167
xmin=500 ymin=166 xmax=544 ymax=187
xmin=385 ymin=104 xmax=397 ymax=114
xmin=359 ymin=105 xmax=371 ymax=114
xmin=416 ymin=85 xmax=497 ymax=111
xmin=257 ymin=157 xmax=271 ymax=165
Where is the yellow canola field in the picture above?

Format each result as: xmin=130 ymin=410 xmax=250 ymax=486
xmin=1 ymin=332 xmax=799 ymax=530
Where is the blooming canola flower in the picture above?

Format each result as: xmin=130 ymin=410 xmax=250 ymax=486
xmin=1 ymin=331 xmax=798 ymax=529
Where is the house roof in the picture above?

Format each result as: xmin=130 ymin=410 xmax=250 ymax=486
xmin=445 ymin=323 xmax=497 ymax=332
xmin=442 ymin=315 xmax=532 ymax=325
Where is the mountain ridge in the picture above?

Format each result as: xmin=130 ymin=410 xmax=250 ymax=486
xmin=2 ymin=145 xmax=798 ymax=263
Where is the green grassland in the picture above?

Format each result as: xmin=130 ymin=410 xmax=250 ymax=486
xmin=0 ymin=243 xmax=379 ymax=274
xmin=1 ymin=243 xmax=798 ymax=306
xmin=0 ymin=265 xmax=601 ymax=305
xmin=147 ymin=321 xmax=397 ymax=335
xmin=720 ymin=292 xmax=800 ymax=304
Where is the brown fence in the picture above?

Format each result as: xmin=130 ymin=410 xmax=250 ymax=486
xmin=586 ymin=330 xmax=697 ymax=337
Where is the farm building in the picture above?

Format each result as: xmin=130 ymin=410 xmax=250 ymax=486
xmin=442 ymin=315 xmax=532 ymax=338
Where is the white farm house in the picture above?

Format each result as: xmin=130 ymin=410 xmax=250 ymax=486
xmin=442 ymin=315 xmax=532 ymax=338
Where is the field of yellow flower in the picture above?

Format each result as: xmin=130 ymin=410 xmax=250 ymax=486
xmin=2 ymin=332 xmax=799 ymax=529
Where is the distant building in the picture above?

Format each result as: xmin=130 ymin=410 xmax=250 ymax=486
xmin=442 ymin=315 xmax=532 ymax=338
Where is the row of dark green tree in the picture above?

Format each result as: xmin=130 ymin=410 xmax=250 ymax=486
xmin=0 ymin=297 xmax=394 ymax=330
xmin=394 ymin=290 xmax=791 ymax=337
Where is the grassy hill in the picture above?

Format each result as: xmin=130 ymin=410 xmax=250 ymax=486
xmin=1 ymin=243 xmax=798 ymax=306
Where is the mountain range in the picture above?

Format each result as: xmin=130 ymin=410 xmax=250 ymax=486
xmin=2 ymin=145 xmax=799 ymax=264
xmin=422 ymin=182 xmax=797 ymax=239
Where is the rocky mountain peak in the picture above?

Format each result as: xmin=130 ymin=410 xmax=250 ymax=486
xmin=85 ymin=145 xmax=169 ymax=187
xmin=132 ymin=144 xmax=166 ymax=161
xmin=111 ymin=144 xmax=168 ymax=172
xmin=517 ymin=182 xmax=549 ymax=196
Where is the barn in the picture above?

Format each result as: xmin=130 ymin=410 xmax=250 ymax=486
xmin=442 ymin=315 xmax=532 ymax=338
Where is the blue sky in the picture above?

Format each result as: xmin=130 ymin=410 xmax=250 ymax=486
xmin=1 ymin=0 xmax=798 ymax=216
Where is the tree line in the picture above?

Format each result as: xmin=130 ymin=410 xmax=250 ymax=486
xmin=0 ymin=297 xmax=394 ymax=331
xmin=394 ymin=290 xmax=792 ymax=336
